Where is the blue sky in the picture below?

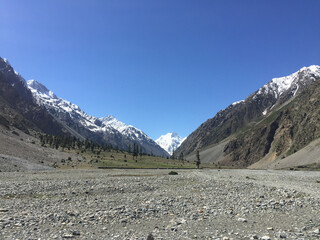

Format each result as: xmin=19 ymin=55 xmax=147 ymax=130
xmin=1 ymin=0 xmax=320 ymax=140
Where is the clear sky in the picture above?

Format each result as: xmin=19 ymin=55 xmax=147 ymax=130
xmin=1 ymin=0 xmax=320 ymax=140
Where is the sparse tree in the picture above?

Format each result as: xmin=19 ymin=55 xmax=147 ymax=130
xmin=171 ymin=149 xmax=176 ymax=160
xmin=139 ymin=146 xmax=143 ymax=160
xmin=196 ymin=149 xmax=201 ymax=169
xmin=179 ymin=152 xmax=184 ymax=161
xmin=132 ymin=143 xmax=139 ymax=160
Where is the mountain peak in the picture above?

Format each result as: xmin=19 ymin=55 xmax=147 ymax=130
xmin=27 ymin=79 xmax=57 ymax=99
xmin=100 ymin=115 xmax=116 ymax=122
xmin=156 ymin=132 xmax=186 ymax=155
xmin=100 ymin=115 xmax=127 ymax=131
xmin=256 ymin=65 xmax=320 ymax=99
xmin=0 ymin=57 xmax=10 ymax=67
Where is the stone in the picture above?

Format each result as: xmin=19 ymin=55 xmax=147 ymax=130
xmin=62 ymin=234 xmax=74 ymax=238
xmin=147 ymin=233 xmax=154 ymax=240
xmin=261 ymin=236 xmax=271 ymax=240
xmin=238 ymin=218 xmax=247 ymax=223
xmin=279 ymin=232 xmax=287 ymax=238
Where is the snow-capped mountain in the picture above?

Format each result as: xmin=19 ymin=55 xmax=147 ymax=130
xmin=177 ymin=65 xmax=320 ymax=157
xmin=27 ymin=80 xmax=122 ymax=134
xmin=27 ymin=79 xmax=123 ymax=145
xmin=251 ymin=65 xmax=320 ymax=116
xmin=156 ymin=132 xmax=186 ymax=155
xmin=256 ymin=65 xmax=320 ymax=98
xmin=100 ymin=116 xmax=170 ymax=157
xmin=27 ymin=80 xmax=169 ymax=156
xmin=0 ymin=57 xmax=72 ymax=136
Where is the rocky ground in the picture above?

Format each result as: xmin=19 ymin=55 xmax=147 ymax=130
xmin=1 ymin=169 xmax=320 ymax=240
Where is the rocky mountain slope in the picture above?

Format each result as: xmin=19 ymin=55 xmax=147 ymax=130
xmin=155 ymin=132 xmax=185 ymax=155
xmin=27 ymin=79 xmax=127 ymax=147
xmin=0 ymin=57 xmax=70 ymax=136
xmin=177 ymin=65 xmax=320 ymax=168
xmin=1 ymin=57 xmax=169 ymax=156
xmin=26 ymin=81 xmax=169 ymax=157
xmin=27 ymin=80 xmax=169 ymax=156
xmin=223 ymin=78 xmax=320 ymax=167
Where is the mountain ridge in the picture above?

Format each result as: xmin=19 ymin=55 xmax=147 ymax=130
xmin=0 ymin=57 xmax=71 ymax=136
xmin=100 ymin=115 xmax=169 ymax=157
xmin=177 ymin=65 xmax=320 ymax=168
xmin=26 ymin=79 xmax=169 ymax=157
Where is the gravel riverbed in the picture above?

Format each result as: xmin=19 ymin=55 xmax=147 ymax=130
xmin=1 ymin=169 xmax=320 ymax=240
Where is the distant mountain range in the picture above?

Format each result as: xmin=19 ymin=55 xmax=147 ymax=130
xmin=0 ymin=57 xmax=169 ymax=157
xmin=155 ymin=132 xmax=185 ymax=155
xmin=2 ymin=56 xmax=320 ymax=169
xmin=176 ymin=65 xmax=320 ymax=169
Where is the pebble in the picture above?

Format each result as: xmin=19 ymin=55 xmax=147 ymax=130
xmin=0 ymin=169 xmax=319 ymax=239
xmin=238 ymin=218 xmax=247 ymax=222
xmin=261 ymin=236 xmax=271 ymax=240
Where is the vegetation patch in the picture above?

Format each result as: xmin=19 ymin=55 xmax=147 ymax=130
xmin=284 ymin=163 xmax=320 ymax=171
xmin=245 ymin=176 xmax=256 ymax=180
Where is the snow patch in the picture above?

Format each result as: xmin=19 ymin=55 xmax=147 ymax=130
xmin=232 ymin=100 xmax=244 ymax=106
xmin=293 ymin=83 xmax=299 ymax=96
xmin=262 ymin=109 xmax=267 ymax=116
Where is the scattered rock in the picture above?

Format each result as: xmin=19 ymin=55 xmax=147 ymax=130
xmin=62 ymin=234 xmax=74 ymax=238
xmin=314 ymin=228 xmax=320 ymax=234
xmin=0 ymin=169 xmax=319 ymax=239
xmin=238 ymin=218 xmax=247 ymax=223
xmin=261 ymin=236 xmax=271 ymax=240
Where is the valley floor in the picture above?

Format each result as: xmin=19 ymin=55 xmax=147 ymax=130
xmin=1 ymin=169 xmax=320 ymax=239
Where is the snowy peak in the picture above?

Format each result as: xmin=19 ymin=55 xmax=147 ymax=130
xmin=27 ymin=80 xmax=57 ymax=99
xmin=100 ymin=115 xmax=129 ymax=133
xmin=100 ymin=115 xmax=152 ymax=142
xmin=27 ymin=80 xmax=103 ymax=132
xmin=256 ymin=65 xmax=320 ymax=98
xmin=156 ymin=132 xmax=186 ymax=155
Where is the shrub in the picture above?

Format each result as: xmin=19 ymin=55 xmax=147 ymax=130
xmin=168 ymin=171 xmax=178 ymax=175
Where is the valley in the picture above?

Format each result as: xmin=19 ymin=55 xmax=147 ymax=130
xmin=1 ymin=57 xmax=320 ymax=171
xmin=1 ymin=2 xmax=320 ymax=240
xmin=0 ymin=124 xmax=213 ymax=172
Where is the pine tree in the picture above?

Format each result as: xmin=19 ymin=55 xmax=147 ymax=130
xmin=179 ymin=152 xmax=184 ymax=161
xmin=196 ymin=149 xmax=201 ymax=169
xmin=132 ymin=143 xmax=138 ymax=159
